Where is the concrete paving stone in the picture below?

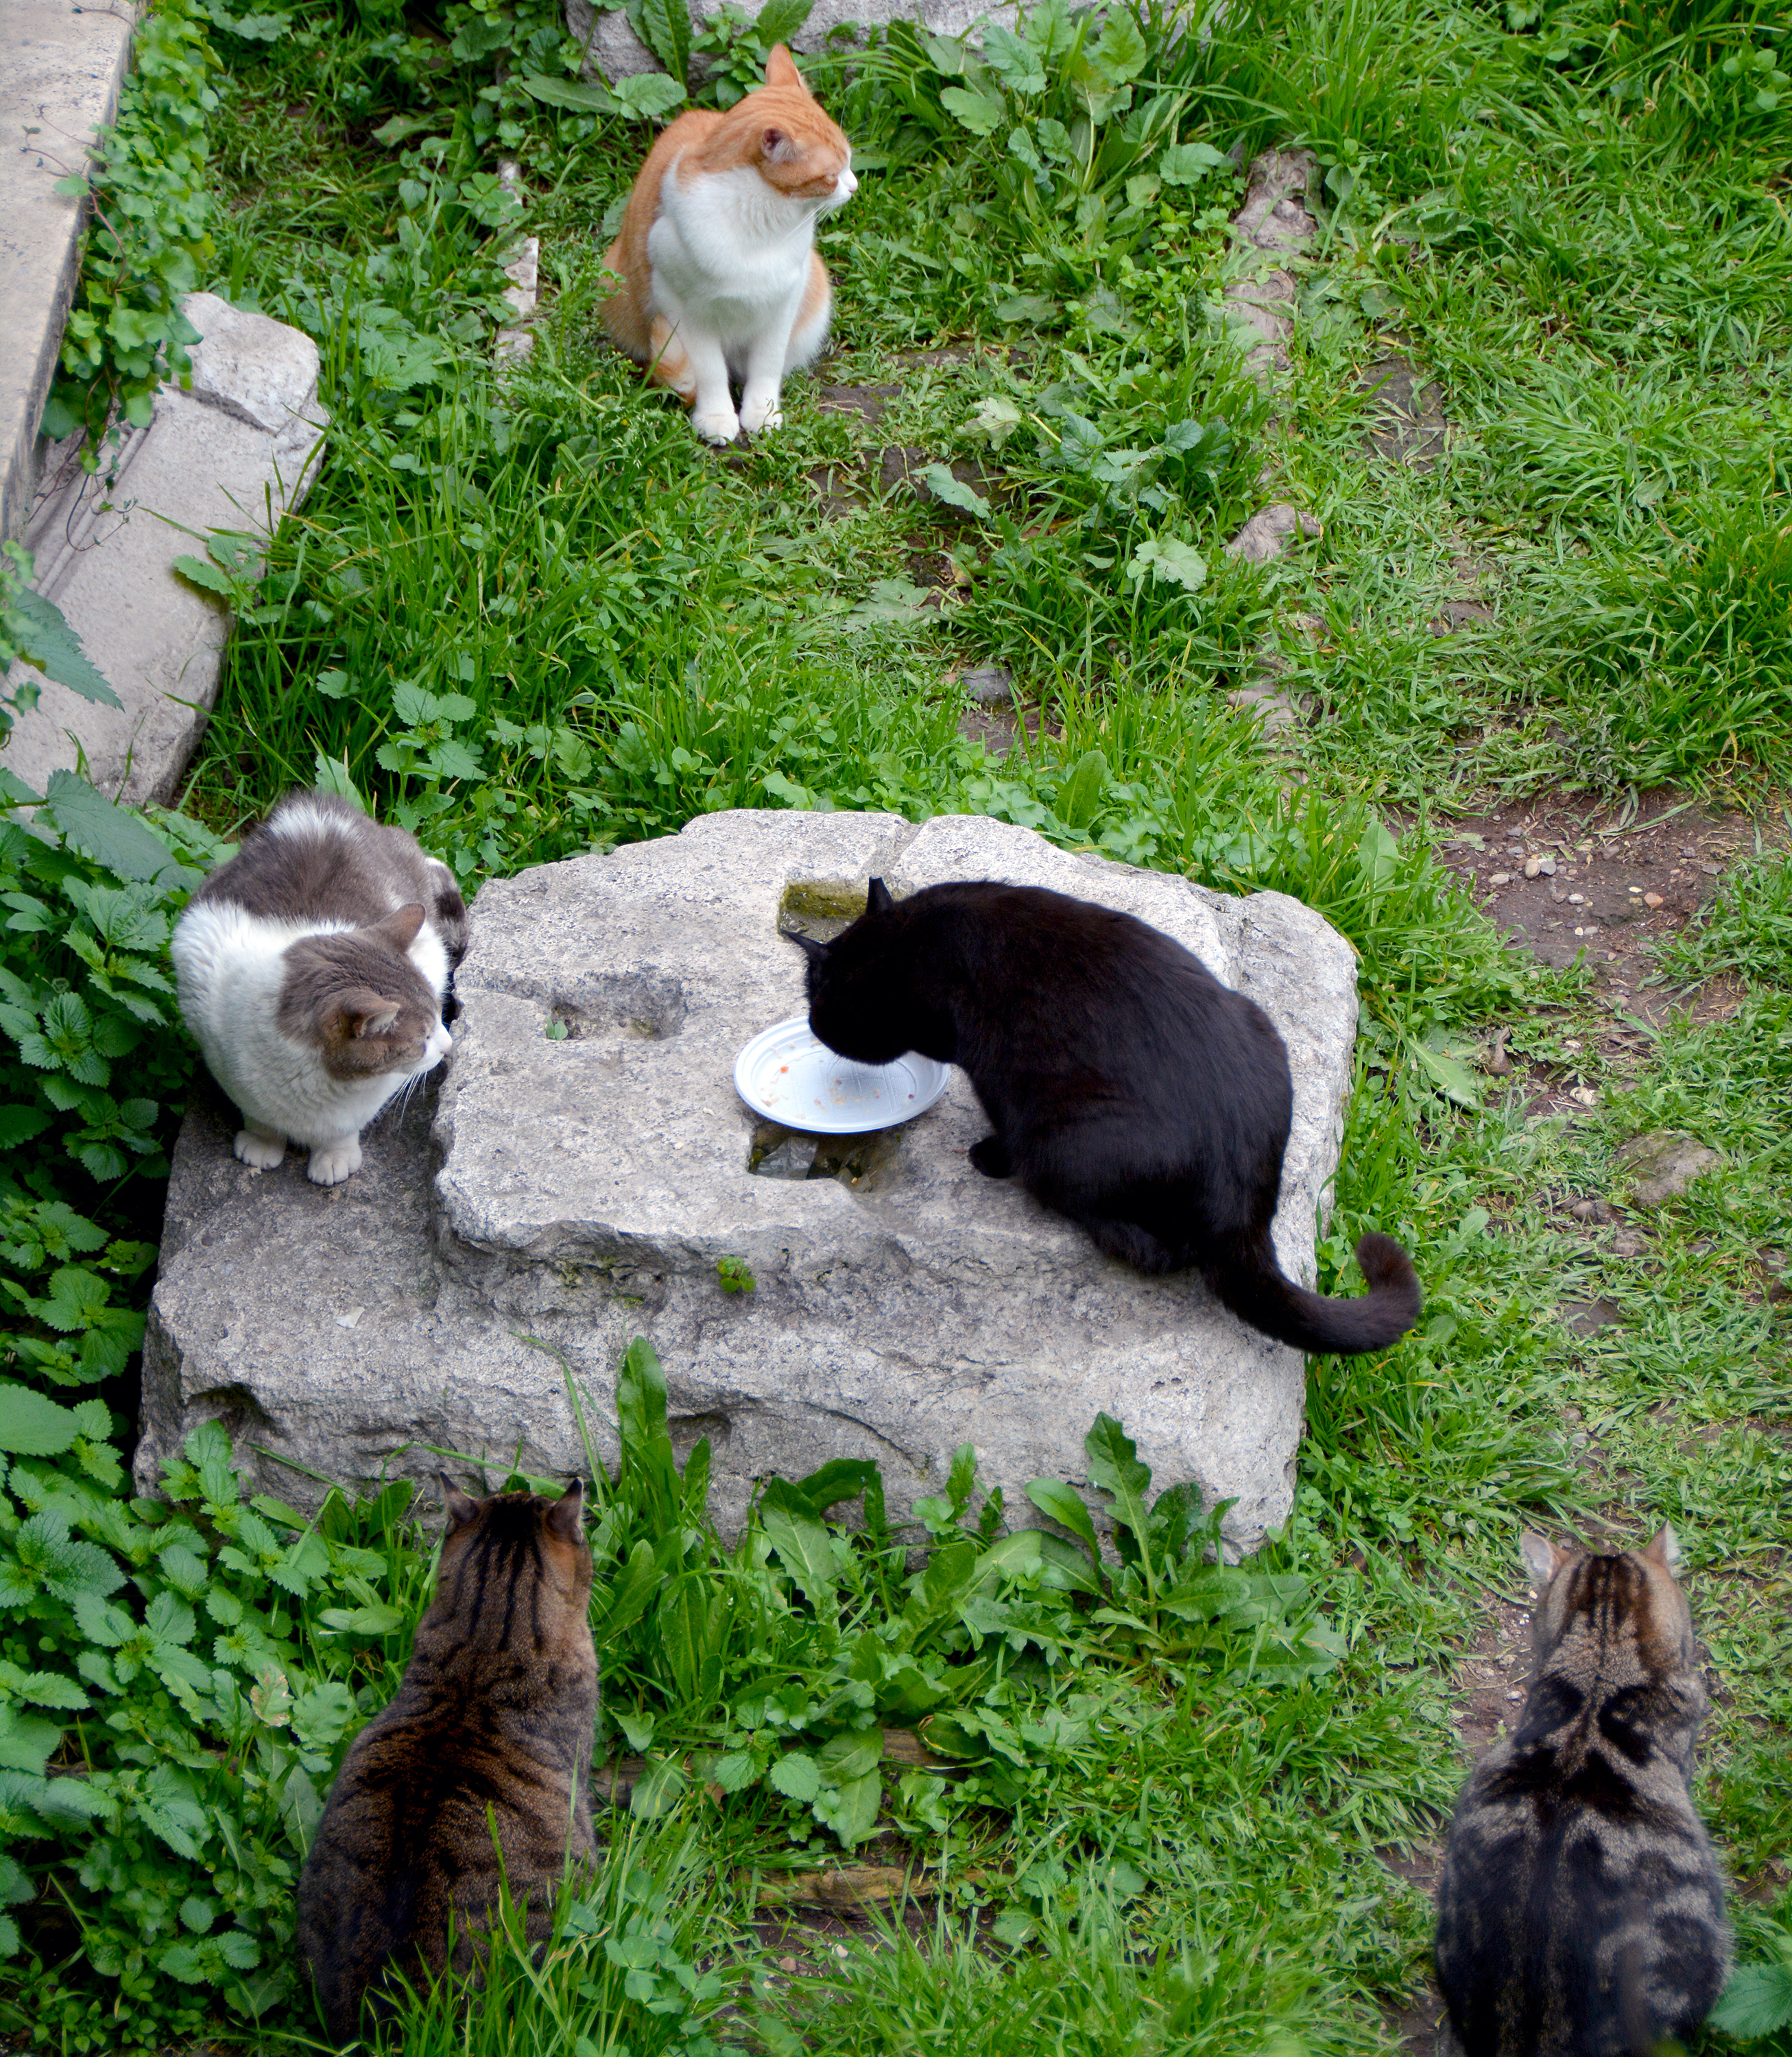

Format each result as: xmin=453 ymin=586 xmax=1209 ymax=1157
xmin=2 ymin=291 xmax=326 ymax=804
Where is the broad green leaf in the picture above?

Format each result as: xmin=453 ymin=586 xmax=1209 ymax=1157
xmin=369 ymin=110 xmax=451 ymax=146
xmin=1090 ymin=11 xmax=1148 ymax=84
xmin=518 ymin=74 xmax=617 ymax=112
xmin=6 ymin=588 xmax=120 ymax=708
xmin=1057 ymin=747 xmax=1109 ymax=830
xmin=768 ymin=1749 xmax=820 ymax=1803
xmin=172 ymin=554 xmax=236 ymax=599
xmin=0 ymin=1382 xmax=80 ymax=1457
xmin=962 ymin=396 xmax=1024 ymax=448
xmin=920 ymin=29 xmax=968 ymax=75
xmin=706 ymin=1749 xmax=761 ymax=1794
xmin=752 ymin=0 xmax=815 ymax=45
xmin=1022 ymin=0 xmax=1077 ymax=62
xmin=1709 ymin=1959 xmax=1792 ymax=2036
xmin=317 ymin=1602 xmax=403 ymax=1635
xmin=1125 ymin=537 xmax=1208 ymax=592
xmin=43 ymin=773 xmax=193 ymax=887
xmin=632 ymin=0 xmax=690 ymax=84
xmin=0 ymin=1714 xmax=61 ymax=1777
xmin=613 ymin=71 xmax=686 ymax=123
xmin=616 ymin=1336 xmax=676 ymax=1488
xmin=1356 ymin=812 xmax=1399 ymax=887
xmin=1411 ymin=1034 xmax=1483 ymax=1111
xmin=994 ymin=292 xmax=1060 ymax=326
xmin=592 ymin=1534 xmax=681 ymax=1646
xmin=311 ymin=751 xmax=363 ymax=808
xmin=813 ymin=1766 xmax=880 ymax=1847
xmin=981 ymin=25 xmax=1045 ymax=93
xmin=793 ymin=1458 xmax=878 ymax=1517
xmin=1024 ymin=1478 xmax=1103 ymax=1569
xmin=760 ymin=1478 xmax=841 ymax=1633
xmin=939 ymin=84 xmax=1006 ymax=136
xmin=1158 ymin=140 xmax=1229 ymax=184
xmin=917 ymin=464 xmax=990 ymax=519
xmin=1084 ymin=1413 xmax=1154 ymax=1550
xmin=14 ymin=1672 xmax=88 ymax=1711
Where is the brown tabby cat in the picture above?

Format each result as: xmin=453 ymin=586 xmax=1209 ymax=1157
xmin=296 ymin=1478 xmax=598 ymax=2042
xmin=1433 ymin=1526 xmax=1730 ymax=2057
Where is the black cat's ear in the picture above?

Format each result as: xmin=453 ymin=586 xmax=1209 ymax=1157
xmin=782 ymin=925 xmax=829 ymax=962
xmin=440 ymin=1471 xmax=481 ymax=1529
xmin=865 ymin=878 xmax=894 ymax=916
xmin=546 ymin=1478 xmax=585 ymax=1542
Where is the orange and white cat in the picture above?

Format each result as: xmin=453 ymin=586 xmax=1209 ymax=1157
xmin=600 ymin=45 xmax=855 ymax=445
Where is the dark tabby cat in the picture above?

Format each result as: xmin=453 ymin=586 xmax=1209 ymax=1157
xmin=791 ymin=878 xmax=1421 ymax=1354
xmin=171 ymin=789 xmax=469 ymax=1186
xmin=296 ymin=1479 xmax=598 ymax=2042
xmin=1433 ymin=1526 xmax=1730 ymax=2057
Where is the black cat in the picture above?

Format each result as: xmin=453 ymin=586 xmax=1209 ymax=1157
xmin=790 ymin=878 xmax=1420 ymax=1355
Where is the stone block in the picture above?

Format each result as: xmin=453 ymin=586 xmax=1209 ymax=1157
xmin=0 ymin=0 xmax=135 ymax=544
xmin=3 ymin=291 xmax=326 ymax=804
xmin=141 ymin=811 xmax=1363 ymax=1553
xmin=566 ymin=0 xmax=1017 ymax=82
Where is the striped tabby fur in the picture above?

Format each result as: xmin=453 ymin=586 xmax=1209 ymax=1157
xmin=296 ymin=1478 xmax=598 ymax=2042
xmin=1434 ymin=1526 xmax=1729 ymax=2056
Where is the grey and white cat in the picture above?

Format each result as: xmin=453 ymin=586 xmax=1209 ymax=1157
xmin=1433 ymin=1525 xmax=1730 ymax=2057
xmin=172 ymin=791 xmax=468 ymax=1185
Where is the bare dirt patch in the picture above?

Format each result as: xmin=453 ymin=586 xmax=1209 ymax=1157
xmin=1429 ymin=791 xmax=1780 ymax=1016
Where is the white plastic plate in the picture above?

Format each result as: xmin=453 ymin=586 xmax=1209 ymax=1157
xmin=734 ymin=1015 xmax=949 ymax=1134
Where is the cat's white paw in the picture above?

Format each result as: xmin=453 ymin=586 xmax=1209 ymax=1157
xmin=235 ymin=1127 xmax=286 ymax=1170
xmin=740 ymin=399 xmax=783 ymax=435
xmin=692 ymin=407 xmax=741 ymax=445
xmin=307 ymin=1138 xmax=363 ymax=1186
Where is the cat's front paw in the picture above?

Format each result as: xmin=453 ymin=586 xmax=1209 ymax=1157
xmin=968 ymin=1135 xmax=1014 ymax=1179
xmin=307 ymin=1138 xmax=363 ymax=1186
xmin=739 ymin=398 xmax=783 ymax=435
xmin=692 ymin=407 xmax=741 ymax=445
xmin=235 ymin=1127 xmax=286 ymax=1170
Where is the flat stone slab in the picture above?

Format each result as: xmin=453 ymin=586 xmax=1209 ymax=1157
xmin=0 ymin=0 xmax=134 ymax=543
xmin=141 ymin=812 xmax=1361 ymax=1552
xmin=3 ymin=291 xmax=326 ymax=804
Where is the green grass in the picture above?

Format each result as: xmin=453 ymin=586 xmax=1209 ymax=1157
xmin=8 ymin=0 xmax=1788 ymax=2047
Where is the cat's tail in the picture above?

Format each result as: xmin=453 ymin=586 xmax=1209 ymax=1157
xmin=1205 ymin=1230 xmax=1422 ymax=1356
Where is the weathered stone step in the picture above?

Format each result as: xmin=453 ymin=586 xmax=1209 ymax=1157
xmin=141 ymin=811 xmax=1361 ymax=1554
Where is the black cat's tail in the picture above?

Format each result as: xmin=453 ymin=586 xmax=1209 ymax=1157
xmin=1205 ymin=1230 xmax=1422 ymax=1356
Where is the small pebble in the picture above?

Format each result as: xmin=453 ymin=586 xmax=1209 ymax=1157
xmin=1490 ymin=871 xmax=1510 ymax=886
xmin=1568 ymin=893 xmax=1584 ymax=904
xmin=1524 ymin=855 xmax=1542 ymax=878
xmin=1643 ymin=891 xmax=1663 ymax=908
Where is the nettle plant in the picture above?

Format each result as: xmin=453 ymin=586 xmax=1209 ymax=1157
xmin=0 ymin=1408 xmax=414 ymax=2049
xmin=0 ymin=774 xmax=217 ymax=1198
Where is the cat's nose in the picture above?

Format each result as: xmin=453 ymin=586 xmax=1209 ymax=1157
xmin=838 ymin=169 xmax=858 ymax=197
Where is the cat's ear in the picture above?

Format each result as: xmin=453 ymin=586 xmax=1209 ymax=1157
xmin=866 ymin=877 xmax=894 ymax=916
xmin=1519 ymin=1530 xmax=1562 ymax=1588
xmin=783 ymin=926 xmax=828 ymax=962
xmin=333 ymin=989 xmax=403 ymax=1039
xmin=440 ymin=1471 xmax=481 ymax=1529
xmin=546 ymin=1478 xmax=585 ymax=1543
xmin=760 ymin=123 xmax=799 ymax=163
xmin=765 ymin=42 xmax=804 ymax=93
xmin=1640 ymin=1524 xmax=1682 ymax=1574
xmin=370 ymin=902 xmax=426 ymax=950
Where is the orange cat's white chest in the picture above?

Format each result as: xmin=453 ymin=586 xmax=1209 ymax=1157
xmin=649 ymin=163 xmax=821 ymax=310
